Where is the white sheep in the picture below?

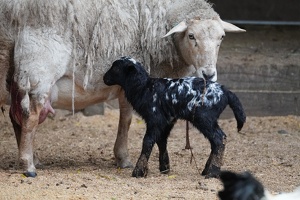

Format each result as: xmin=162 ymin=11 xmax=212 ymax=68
xmin=0 ymin=0 xmax=245 ymax=177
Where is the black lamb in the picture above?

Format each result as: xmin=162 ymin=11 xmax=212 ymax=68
xmin=218 ymin=171 xmax=300 ymax=200
xmin=103 ymin=57 xmax=246 ymax=178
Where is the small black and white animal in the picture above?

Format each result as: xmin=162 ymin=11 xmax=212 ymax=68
xmin=218 ymin=171 xmax=300 ymax=200
xmin=103 ymin=57 xmax=246 ymax=178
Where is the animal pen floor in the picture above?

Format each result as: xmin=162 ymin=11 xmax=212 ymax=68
xmin=0 ymin=108 xmax=299 ymax=199
xmin=0 ymin=26 xmax=300 ymax=199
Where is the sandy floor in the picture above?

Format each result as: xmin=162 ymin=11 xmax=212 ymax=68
xmin=0 ymin=106 xmax=299 ymax=200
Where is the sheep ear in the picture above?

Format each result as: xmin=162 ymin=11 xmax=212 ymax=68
xmin=163 ymin=21 xmax=187 ymax=38
xmin=220 ymin=20 xmax=246 ymax=32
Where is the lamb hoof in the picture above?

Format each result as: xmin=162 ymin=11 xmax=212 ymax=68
xmin=201 ymin=169 xmax=208 ymax=176
xmin=159 ymin=165 xmax=170 ymax=174
xmin=23 ymin=171 xmax=37 ymax=178
xmin=160 ymin=169 xmax=170 ymax=174
xmin=205 ymin=173 xmax=220 ymax=179
xmin=202 ymin=165 xmax=220 ymax=179
xmin=132 ymin=167 xmax=148 ymax=178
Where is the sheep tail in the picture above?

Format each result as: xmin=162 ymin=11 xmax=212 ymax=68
xmin=226 ymin=90 xmax=246 ymax=132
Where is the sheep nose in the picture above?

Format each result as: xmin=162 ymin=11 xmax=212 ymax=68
xmin=202 ymin=71 xmax=215 ymax=81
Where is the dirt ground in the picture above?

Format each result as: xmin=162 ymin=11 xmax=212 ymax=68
xmin=0 ymin=108 xmax=299 ymax=200
xmin=0 ymin=26 xmax=300 ymax=200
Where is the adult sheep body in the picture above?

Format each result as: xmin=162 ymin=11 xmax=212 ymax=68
xmin=0 ymin=0 xmax=245 ymax=177
xmin=103 ymin=57 xmax=246 ymax=178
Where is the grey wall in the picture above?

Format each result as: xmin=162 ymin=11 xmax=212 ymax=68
xmin=209 ymin=0 xmax=300 ymax=22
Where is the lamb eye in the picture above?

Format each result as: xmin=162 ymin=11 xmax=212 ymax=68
xmin=188 ymin=33 xmax=195 ymax=40
xmin=221 ymin=35 xmax=225 ymax=40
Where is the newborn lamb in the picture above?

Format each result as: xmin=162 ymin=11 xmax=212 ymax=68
xmin=103 ymin=57 xmax=246 ymax=178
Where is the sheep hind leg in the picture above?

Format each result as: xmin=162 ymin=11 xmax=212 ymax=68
xmin=9 ymin=102 xmax=41 ymax=177
xmin=10 ymin=110 xmax=21 ymax=151
xmin=114 ymin=91 xmax=133 ymax=168
xmin=201 ymin=127 xmax=227 ymax=178
xmin=10 ymin=111 xmax=42 ymax=168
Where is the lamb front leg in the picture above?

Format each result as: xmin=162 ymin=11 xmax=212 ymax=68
xmin=132 ymin=131 xmax=156 ymax=177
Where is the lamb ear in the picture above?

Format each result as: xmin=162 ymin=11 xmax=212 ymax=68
xmin=127 ymin=64 xmax=137 ymax=73
xmin=163 ymin=21 xmax=188 ymax=38
xmin=220 ymin=20 xmax=246 ymax=32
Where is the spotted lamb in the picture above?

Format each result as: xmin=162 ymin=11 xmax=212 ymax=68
xmin=103 ymin=57 xmax=246 ymax=178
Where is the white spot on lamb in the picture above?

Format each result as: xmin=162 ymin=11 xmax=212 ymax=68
xmin=203 ymin=83 xmax=224 ymax=107
xmin=153 ymin=93 xmax=157 ymax=102
xmin=128 ymin=58 xmax=137 ymax=64
xmin=165 ymin=93 xmax=169 ymax=100
xmin=185 ymin=81 xmax=223 ymax=111
xmin=171 ymin=94 xmax=178 ymax=104
xmin=178 ymin=83 xmax=184 ymax=94
xmin=152 ymin=107 xmax=156 ymax=112
xmin=169 ymin=81 xmax=176 ymax=89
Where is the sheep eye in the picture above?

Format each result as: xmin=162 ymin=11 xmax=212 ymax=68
xmin=188 ymin=33 xmax=195 ymax=40
xmin=221 ymin=35 xmax=225 ymax=40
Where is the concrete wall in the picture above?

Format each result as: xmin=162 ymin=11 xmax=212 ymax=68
xmin=217 ymin=25 xmax=300 ymax=118
xmin=209 ymin=0 xmax=300 ymax=22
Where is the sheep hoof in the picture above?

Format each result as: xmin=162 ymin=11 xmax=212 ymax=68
xmin=23 ymin=171 xmax=37 ymax=178
xmin=116 ymin=161 xmax=133 ymax=169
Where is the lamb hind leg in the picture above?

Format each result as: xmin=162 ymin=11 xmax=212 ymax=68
xmin=157 ymin=140 xmax=170 ymax=174
xmin=157 ymin=122 xmax=175 ymax=174
xmin=198 ymin=125 xmax=226 ymax=178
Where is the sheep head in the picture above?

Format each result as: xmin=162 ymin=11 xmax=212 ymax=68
xmin=163 ymin=18 xmax=245 ymax=81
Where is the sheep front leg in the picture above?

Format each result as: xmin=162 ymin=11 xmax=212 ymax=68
xmin=202 ymin=128 xmax=227 ymax=178
xmin=132 ymin=130 xmax=156 ymax=178
xmin=114 ymin=91 xmax=133 ymax=168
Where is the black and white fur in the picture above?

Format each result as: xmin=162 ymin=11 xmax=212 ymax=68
xmin=219 ymin=171 xmax=300 ymax=200
xmin=103 ymin=57 xmax=246 ymax=178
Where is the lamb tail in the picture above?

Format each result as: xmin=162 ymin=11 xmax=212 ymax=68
xmin=227 ymin=90 xmax=246 ymax=132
